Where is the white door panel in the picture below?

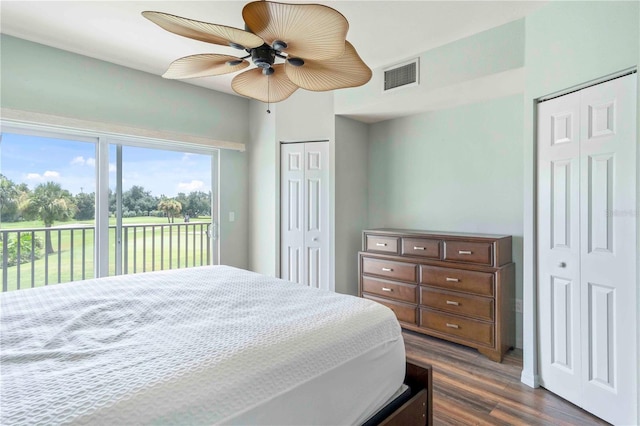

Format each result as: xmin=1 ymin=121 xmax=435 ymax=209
xmin=579 ymin=74 xmax=637 ymax=425
xmin=538 ymin=73 xmax=637 ymax=425
xmin=538 ymin=90 xmax=582 ymax=404
xmin=281 ymin=145 xmax=305 ymax=284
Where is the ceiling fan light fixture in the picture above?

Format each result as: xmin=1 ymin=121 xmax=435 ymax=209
xmin=272 ymin=40 xmax=287 ymax=51
xmin=252 ymin=44 xmax=275 ymax=69
xmin=228 ymin=42 xmax=246 ymax=50
xmin=287 ymin=58 xmax=305 ymax=67
xmin=226 ymin=59 xmax=244 ymax=67
xmin=263 ymin=67 xmax=275 ymax=76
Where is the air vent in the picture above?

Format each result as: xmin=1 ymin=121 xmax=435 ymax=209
xmin=384 ymin=58 xmax=419 ymax=91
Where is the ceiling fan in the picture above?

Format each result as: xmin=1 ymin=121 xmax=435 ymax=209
xmin=142 ymin=1 xmax=372 ymax=107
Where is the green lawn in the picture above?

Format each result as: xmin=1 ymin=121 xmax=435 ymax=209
xmin=1 ymin=217 xmax=213 ymax=292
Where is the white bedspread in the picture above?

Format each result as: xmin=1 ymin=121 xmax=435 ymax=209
xmin=0 ymin=266 xmax=403 ymax=425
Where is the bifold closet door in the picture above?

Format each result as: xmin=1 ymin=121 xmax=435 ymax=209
xmin=538 ymin=73 xmax=637 ymax=425
xmin=280 ymin=142 xmax=329 ymax=290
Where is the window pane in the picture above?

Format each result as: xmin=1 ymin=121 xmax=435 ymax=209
xmin=1 ymin=132 xmax=97 ymax=291
xmin=109 ymin=144 xmax=213 ymax=275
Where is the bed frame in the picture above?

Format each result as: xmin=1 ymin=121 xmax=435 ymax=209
xmin=367 ymin=360 xmax=433 ymax=426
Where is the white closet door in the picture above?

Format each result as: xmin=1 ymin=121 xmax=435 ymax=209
xmin=538 ymin=73 xmax=637 ymax=425
xmin=280 ymin=142 xmax=330 ymax=290
xmin=578 ymin=75 xmax=637 ymax=425
xmin=538 ymin=90 xmax=582 ymax=404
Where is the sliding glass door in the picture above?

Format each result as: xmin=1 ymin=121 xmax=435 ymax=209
xmin=0 ymin=130 xmax=98 ymax=291
xmin=1 ymin=125 xmax=219 ymax=292
xmin=108 ymin=142 xmax=218 ymax=276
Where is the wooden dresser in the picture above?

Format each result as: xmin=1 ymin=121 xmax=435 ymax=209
xmin=358 ymin=229 xmax=515 ymax=362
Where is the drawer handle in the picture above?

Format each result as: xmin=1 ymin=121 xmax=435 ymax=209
xmin=381 ymin=267 xmax=393 ymax=272
xmin=446 ymin=323 xmax=460 ymax=329
xmin=413 ymin=246 xmax=425 ymax=250
xmin=446 ymin=300 xmax=459 ymax=306
xmin=458 ymin=250 xmax=473 ymax=255
xmin=376 ymin=243 xmax=387 ymax=247
xmin=382 ymin=287 xmax=393 ymax=292
xmin=445 ymin=277 xmax=459 ymax=282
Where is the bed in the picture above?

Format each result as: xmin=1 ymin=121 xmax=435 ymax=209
xmin=0 ymin=265 xmax=431 ymax=425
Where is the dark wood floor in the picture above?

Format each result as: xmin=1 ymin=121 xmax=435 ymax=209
xmin=403 ymin=330 xmax=610 ymax=426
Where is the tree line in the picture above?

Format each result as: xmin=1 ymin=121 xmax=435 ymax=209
xmin=1 ymin=174 xmax=211 ymax=224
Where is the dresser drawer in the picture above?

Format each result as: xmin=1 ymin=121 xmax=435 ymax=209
xmin=362 ymin=257 xmax=417 ymax=282
xmin=420 ymin=287 xmax=493 ymax=321
xmin=420 ymin=308 xmax=494 ymax=347
xmin=444 ymin=240 xmax=493 ymax=265
xmin=362 ymin=277 xmax=417 ymax=303
xmin=420 ymin=265 xmax=494 ymax=297
xmin=366 ymin=235 xmax=399 ymax=254
xmin=364 ymin=295 xmax=417 ymax=324
xmin=401 ymin=238 xmax=441 ymax=259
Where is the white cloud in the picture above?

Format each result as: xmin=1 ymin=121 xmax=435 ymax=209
xmin=43 ymin=171 xmax=60 ymax=178
xmin=181 ymin=153 xmax=194 ymax=162
xmin=71 ymin=156 xmax=86 ymax=165
xmin=177 ymin=180 xmax=204 ymax=192
xmin=109 ymin=163 xmax=117 ymax=173
xmin=70 ymin=156 xmax=96 ymax=167
xmin=26 ymin=173 xmax=42 ymax=180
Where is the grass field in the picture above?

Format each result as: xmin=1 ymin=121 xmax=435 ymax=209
xmin=1 ymin=217 xmax=213 ymax=292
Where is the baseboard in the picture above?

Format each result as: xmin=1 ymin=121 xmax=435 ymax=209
xmin=520 ymin=370 xmax=540 ymax=388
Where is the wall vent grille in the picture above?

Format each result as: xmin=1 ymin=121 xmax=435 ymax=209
xmin=384 ymin=59 xmax=419 ymax=91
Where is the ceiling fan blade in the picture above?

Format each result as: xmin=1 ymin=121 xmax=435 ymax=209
xmin=142 ymin=11 xmax=264 ymax=50
xmin=242 ymin=1 xmax=348 ymax=61
xmin=284 ymin=41 xmax=372 ymax=91
xmin=231 ymin=64 xmax=298 ymax=103
xmin=163 ymin=54 xmax=249 ymax=79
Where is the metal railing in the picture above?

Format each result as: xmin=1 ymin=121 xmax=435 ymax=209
xmin=1 ymin=222 xmax=211 ymax=292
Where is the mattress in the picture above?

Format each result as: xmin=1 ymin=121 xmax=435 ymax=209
xmin=0 ymin=265 xmax=404 ymax=425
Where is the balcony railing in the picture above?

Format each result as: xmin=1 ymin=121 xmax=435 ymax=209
xmin=1 ymin=222 xmax=211 ymax=292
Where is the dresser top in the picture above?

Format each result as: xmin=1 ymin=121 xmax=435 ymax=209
xmin=364 ymin=228 xmax=512 ymax=240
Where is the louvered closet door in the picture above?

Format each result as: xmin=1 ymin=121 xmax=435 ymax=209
xmin=280 ymin=142 xmax=329 ymax=290
xmin=538 ymin=73 xmax=637 ymax=425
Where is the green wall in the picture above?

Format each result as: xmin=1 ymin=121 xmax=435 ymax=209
xmin=368 ymin=94 xmax=524 ymax=344
xmin=0 ymin=35 xmax=251 ymax=268
xmin=335 ymin=116 xmax=370 ymax=296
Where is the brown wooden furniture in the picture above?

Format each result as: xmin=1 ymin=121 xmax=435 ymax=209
xmin=359 ymin=229 xmax=515 ymax=362
xmin=374 ymin=360 xmax=433 ymax=426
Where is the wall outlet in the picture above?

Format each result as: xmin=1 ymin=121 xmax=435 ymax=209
xmin=515 ymin=298 xmax=523 ymax=313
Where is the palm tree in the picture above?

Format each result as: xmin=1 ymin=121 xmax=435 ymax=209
xmin=157 ymin=198 xmax=182 ymax=223
xmin=21 ymin=182 xmax=77 ymax=254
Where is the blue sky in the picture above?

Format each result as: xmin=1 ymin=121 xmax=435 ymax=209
xmin=0 ymin=133 xmax=212 ymax=197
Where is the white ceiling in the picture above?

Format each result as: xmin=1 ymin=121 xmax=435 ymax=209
xmin=1 ymin=1 xmax=544 ymax=101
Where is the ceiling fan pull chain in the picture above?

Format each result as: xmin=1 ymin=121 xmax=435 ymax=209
xmin=267 ymin=74 xmax=271 ymax=114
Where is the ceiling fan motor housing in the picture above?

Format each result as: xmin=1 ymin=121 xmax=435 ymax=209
xmin=252 ymin=44 xmax=276 ymax=69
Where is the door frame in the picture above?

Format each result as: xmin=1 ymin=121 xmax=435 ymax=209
xmin=523 ymin=68 xmax=639 ymax=393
